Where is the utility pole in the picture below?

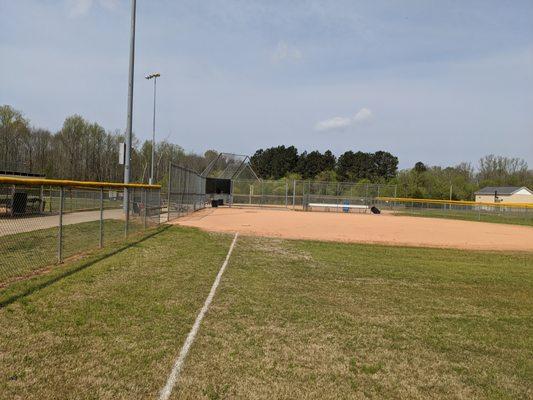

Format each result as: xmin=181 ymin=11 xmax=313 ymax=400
xmin=146 ymin=73 xmax=161 ymax=185
xmin=124 ymin=0 xmax=136 ymax=213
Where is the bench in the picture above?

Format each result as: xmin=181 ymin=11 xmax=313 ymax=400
xmin=307 ymin=203 xmax=369 ymax=213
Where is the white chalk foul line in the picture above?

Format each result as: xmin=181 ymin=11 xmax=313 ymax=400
xmin=159 ymin=232 xmax=239 ymax=400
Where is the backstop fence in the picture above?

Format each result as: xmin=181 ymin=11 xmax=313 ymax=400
xmin=166 ymin=163 xmax=207 ymax=221
xmin=0 ymin=177 xmax=161 ymax=286
xmin=230 ymin=179 xmax=398 ymax=209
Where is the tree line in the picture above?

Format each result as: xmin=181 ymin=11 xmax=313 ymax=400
xmin=1 ymin=104 xmax=532 ymax=200
xmin=250 ymin=146 xmax=532 ymax=200
xmin=395 ymin=157 xmax=533 ymax=200
xmin=0 ymin=105 xmax=214 ymax=184
xmin=250 ymin=146 xmax=399 ymax=182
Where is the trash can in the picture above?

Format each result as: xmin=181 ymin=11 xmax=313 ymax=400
xmin=12 ymin=192 xmax=28 ymax=214
xmin=343 ymin=200 xmax=350 ymax=213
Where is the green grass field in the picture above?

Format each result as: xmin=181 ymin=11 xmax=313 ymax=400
xmin=1 ymin=226 xmax=532 ymax=399
xmin=394 ymin=208 xmax=533 ymax=227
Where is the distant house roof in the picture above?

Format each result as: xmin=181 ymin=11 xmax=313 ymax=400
xmin=475 ymin=186 xmax=533 ymax=195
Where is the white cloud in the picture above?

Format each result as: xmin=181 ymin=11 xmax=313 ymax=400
xmin=271 ymin=41 xmax=303 ymax=64
xmin=315 ymin=108 xmax=373 ymax=132
xmin=65 ymin=0 xmax=118 ymax=18
xmin=98 ymin=0 xmax=120 ymax=11
xmin=353 ymin=107 xmax=373 ymax=122
xmin=314 ymin=116 xmax=352 ymax=131
xmin=66 ymin=0 xmax=92 ymax=17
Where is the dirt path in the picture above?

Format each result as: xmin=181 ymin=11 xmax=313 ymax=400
xmin=174 ymin=207 xmax=533 ymax=252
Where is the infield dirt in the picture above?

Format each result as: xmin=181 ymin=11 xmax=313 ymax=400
xmin=174 ymin=207 xmax=533 ymax=252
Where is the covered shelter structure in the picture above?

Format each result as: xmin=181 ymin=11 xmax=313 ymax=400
xmin=0 ymin=164 xmax=46 ymax=216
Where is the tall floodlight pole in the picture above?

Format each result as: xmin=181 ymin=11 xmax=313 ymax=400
xmin=124 ymin=0 xmax=136 ymax=213
xmin=146 ymin=73 xmax=160 ymax=185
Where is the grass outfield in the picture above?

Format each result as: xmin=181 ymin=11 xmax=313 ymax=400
xmin=394 ymin=208 xmax=533 ymax=227
xmin=1 ymin=226 xmax=532 ymax=399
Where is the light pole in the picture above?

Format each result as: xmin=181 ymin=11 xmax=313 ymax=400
xmin=146 ymin=73 xmax=160 ymax=185
xmin=124 ymin=0 xmax=136 ymax=215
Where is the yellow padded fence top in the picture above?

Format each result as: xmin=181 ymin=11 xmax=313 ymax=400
xmin=377 ymin=196 xmax=533 ymax=209
xmin=0 ymin=176 xmax=161 ymax=190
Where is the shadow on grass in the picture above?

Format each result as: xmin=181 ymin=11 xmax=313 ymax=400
xmin=0 ymin=225 xmax=170 ymax=308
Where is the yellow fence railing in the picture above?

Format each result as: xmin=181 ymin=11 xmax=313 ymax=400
xmin=376 ymin=197 xmax=533 ymax=209
xmin=0 ymin=177 xmax=160 ymax=190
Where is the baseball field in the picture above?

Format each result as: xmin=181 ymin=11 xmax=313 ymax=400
xmin=1 ymin=208 xmax=532 ymax=399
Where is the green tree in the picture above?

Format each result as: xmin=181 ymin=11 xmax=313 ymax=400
xmin=337 ymin=151 xmax=373 ymax=181
xmin=478 ymin=154 xmax=529 ymax=187
xmin=413 ymin=161 xmax=427 ymax=173
xmin=296 ymin=150 xmax=336 ymax=179
xmin=372 ymin=151 xmax=398 ymax=181
xmin=0 ymin=105 xmax=31 ymax=171
xmin=251 ymin=146 xmax=299 ymax=179
xmin=315 ymin=169 xmax=337 ymax=182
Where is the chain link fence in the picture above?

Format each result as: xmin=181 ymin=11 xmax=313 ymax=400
xmin=231 ymin=179 xmax=398 ymax=209
xmin=230 ymin=180 xmax=532 ymax=223
xmin=165 ymin=163 xmax=207 ymax=221
xmin=375 ymin=197 xmax=533 ymax=225
xmin=0 ymin=178 xmax=161 ymax=286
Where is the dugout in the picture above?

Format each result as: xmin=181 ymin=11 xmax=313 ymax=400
xmin=0 ymin=167 xmax=46 ymax=216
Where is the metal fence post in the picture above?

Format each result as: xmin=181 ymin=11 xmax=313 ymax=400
xmin=302 ymin=181 xmax=306 ymax=211
xmin=99 ymin=187 xmax=104 ymax=249
xmin=229 ymin=180 xmax=233 ymax=207
xmin=292 ymin=180 xmax=296 ymax=210
xmin=285 ymin=181 xmax=288 ymax=208
xmin=124 ymin=187 xmax=129 ymax=238
xmin=143 ymin=188 xmax=147 ymax=229
xmin=182 ymin=170 xmax=188 ymax=216
xmin=167 ymin=163 xmax=172 ymax=222
xmin=158 ymin=188 xmax=162 ymax=225
xmin=58 ymin=186 xmax=64 ymax=263
xmin=40 ymin=185 xmax=44 ymax=212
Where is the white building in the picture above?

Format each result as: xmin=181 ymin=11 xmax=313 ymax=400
xmin=474 ymin=186 xmax=533 ymax=204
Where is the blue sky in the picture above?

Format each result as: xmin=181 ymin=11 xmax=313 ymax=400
xmin=1 ymin=0 xmax=532 ymax=168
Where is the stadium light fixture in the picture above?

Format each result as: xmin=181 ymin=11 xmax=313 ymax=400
xmin=145 ymin=73 xmax=161 ymax=185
